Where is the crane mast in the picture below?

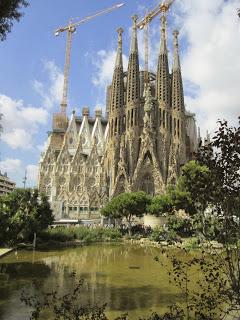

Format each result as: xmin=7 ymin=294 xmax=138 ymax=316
xmin=137 ymin=0 xmax=175 ymax=84
xmin=54 ymin=3 xmax=124 ymax=113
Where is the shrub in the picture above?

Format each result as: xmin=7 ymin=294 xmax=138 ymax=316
xmin=167 ymin=217 xmax=193 ymax=237
xmin=183 ymin=237 xmax=200 ymax=250
xmin=150 ymin=227 xmax=180 ymax=244
xmin=38 ymin=226 xmax=122 ymax=244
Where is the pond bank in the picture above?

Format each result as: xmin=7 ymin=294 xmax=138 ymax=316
xmin=0 ymin=248 xmax=15 ymax=258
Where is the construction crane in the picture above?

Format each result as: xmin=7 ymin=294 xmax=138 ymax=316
xmin=137 ymin=0 xmax=175 ymax=84
xmin=54 ymin=3 xmax=125 ymax=113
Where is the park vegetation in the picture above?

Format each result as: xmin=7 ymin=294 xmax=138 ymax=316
xmin=0 ymin=188 xmax=53 ymax=246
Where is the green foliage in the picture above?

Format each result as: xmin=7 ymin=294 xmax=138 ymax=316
xmin=39 ymin=226 xmax=122 ymax=244
xmin=149 ymin=226 xmax=179 ymax=244
xmin=147 ymin=193 xmax=173 ymax=216
xmin=167 ymin=217 xmax=193 ymax=237
xmin=0 ymin=188 xmax=53 ymax=245
xmin=101 ymin=192 xmax=151 ymax=231
xmin=177 ymin=160 xmax=215 ymax=214
xmin=196 ymin=119 xmax=240 ymax=219
xmin=183 ymin=238 xmax=200 ymax=250
xmin=148 ymin=163 xmax=207 ymax=217
xmin=0 ymin=0 xmax=29 ymax=41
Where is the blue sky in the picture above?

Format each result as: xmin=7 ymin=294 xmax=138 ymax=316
xmin=0 ymin=0 xmax=240 ymax=187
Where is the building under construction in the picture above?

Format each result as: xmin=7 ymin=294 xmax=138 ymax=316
xmin=38 ymin=3 xmax=198 ymax=220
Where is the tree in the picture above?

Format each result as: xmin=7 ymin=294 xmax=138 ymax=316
xmin=101 ymin=192 xmax=151 ymax=233
xmin=0 ymin=0 xmax=29 ymax=41
xmin=0 ymin=188 xmax=53 ymax=245
xmin=156 ymin=118 xmax=240 ymax=319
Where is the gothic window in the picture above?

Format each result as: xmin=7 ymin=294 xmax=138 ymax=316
xmin=163 ymin=110 xmax=166 ymax=128
xmin=177 ymin=119 xmax=180 ymax=138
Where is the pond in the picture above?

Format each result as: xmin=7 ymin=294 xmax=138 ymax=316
xmin=0 ymin=244 xmax=190 ymax=319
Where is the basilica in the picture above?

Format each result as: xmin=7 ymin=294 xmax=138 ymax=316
xmin=38 ymin=15 xmax=198 ymax=220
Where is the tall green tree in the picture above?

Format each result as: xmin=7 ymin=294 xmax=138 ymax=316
xmin=101 ymin=192 xmax=151 ymax=232
xmin=0 ymin=0 xmax=29 ymax=41
xmin=0 ymin=188 xmax=53 ymax=244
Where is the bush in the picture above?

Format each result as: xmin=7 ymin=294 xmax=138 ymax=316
xmin=149 ymin=227 xmax=180 ymax=244
xmin=38 ymin=226 xmax=122 ymax=244
xmin=39 ymin=228 xmax=75 ymax=242
xmin=183 ymin=237 xmax=200 ymax=250
xmin=167 ymin=217 xmax=193 ymax=237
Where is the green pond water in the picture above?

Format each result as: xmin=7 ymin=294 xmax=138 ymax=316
xmin=0 ymin=244 xmax=191 ymax=320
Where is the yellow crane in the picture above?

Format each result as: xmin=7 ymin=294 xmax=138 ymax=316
xmin=137 ymin=0 xmax=175 ymax=84
xmin=54 ymin=3 xmax=125 ymax=113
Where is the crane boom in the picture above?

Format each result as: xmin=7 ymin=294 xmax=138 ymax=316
xmin=54 ymin=3 xmax=125 ymax=112
xmin=136 ymin=0 xmax=175 ymax=84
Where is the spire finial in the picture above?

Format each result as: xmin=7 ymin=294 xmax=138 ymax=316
xmin=132 ymin=14 xmax=138 ymax=28
xmin=173 ymin=29 xmax=179 ymax=48
xmin=130 ymin=15 xmax=138 ymax=53
xmin=115 ymin=27 xmax=124 ymax=67
xmin=160 ymin=15 xmax=167 ymax=54
xmin=117 ymin=27 xmax=123 ymax=47
xmin=173 ymin=29 xmax=180 ymax=71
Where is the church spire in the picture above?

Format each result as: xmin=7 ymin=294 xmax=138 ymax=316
xmin=171 ymin=30 xmax=184 ymax=111
xmin=160 ymin=15 xmax=167 ymax=54
xmin=110 ymin=28 xmax=124 ymax=112
xmin=156 ymin=15 xmax=170 ymax=106
xmin=115 ymin=27 xmax=123 ymax=68
xmin=173 ymin=30 xmax=181 ymax=71
xmin=130 ymin=14 xmax=138 ymax=53
xmin=126 ymin=15 xmax=140 ymax=104
xmin=109 ymin=28 xmax=125 ymax=138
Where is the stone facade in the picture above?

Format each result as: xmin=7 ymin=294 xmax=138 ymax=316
xmin=38 ymin=16 xmax=198 ymax=220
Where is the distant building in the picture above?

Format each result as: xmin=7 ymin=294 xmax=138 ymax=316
xmin=0 ymin=171 xmax=15 ymax=196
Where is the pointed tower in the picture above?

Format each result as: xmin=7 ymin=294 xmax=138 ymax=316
xmin=167 ymin=30 xmax=186 ymax=185
xmin=126 ymin=15 xmax=140 ymax=105
xmin=109 ymin=27 xmax=125 ymax=138
xmin=156 ymin=15 xmax=171 ymax=184
xmin=156 ymin=15 xmax=171 ymax=109
xmin=171 ymin=30 xmax=185 ymax=140
xmin=106 ymin=28 xmax=125 ymax=197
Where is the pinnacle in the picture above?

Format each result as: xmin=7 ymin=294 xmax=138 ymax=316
xmin=173 ymin=29 xmax=181 ymax=71
xmin=115 ymin=27 xmax=124 ymax=68
xmin=130 ymin=15 xmax=138 ymax=54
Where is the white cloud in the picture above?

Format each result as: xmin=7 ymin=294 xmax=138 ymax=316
xmin=34 ymin=60 xmax=64 ymax=109
xmin=26 ymin=164 xmax=39 ymax=186
xmin=0 ymin=158 xmax=22 ymax=176
xmin=92 ymin=50 xmax=128 ymax=89
xmin=0 ymin=159 xmax=39 ymax=187
xmin=0 ymin=94 xmax=48 ymax=150
xmin=91 ymin=50 xmax=128 ymax=111
xmin=173 ymin=0 xmax=240 ymax=135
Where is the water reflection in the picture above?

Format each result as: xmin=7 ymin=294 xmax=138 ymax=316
xmin=0 ymin=244 xmax=183 ymax=319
